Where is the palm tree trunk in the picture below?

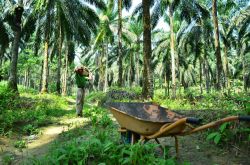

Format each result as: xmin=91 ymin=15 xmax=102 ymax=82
xmin=98 ymin=52 xmax=103 ymax=91
xmin=118 ymin=0 xmax=123 ymax=87
xmin=104 ymin=42 xmax=109 ymax=92
xmin=142 ymin=0 xmax=153 ymax=99
xmin=39 ymin=62 xmax=43 ymax=91
xmin=98 ymin=44 xmax=105 ymax=91
xmin=24 ymin=69 xmax=27 ymax=88
xmin=169 ymin=7 xmax=176 ymax=98
xmin=41 ymin=40 xmax=49 ymax=93
xmin=164 ymin=74 xmax=169 ymax=97
xmin=241 ymin=43 xmax=247 ymax=92
xmin=62 ymin=43 xmax=69 ymax=96
xmin=199 ymin=58 xmax=203 ymax=95
xmin=41 ymin=7 xmax=51 ymax=93
xmin=130 ymin=51 xmax=135 ymax=87
xmin=223 ymin=44 xmax=230 ymax=89
xmin=63 ymin=56 xmax=68 ymax=95
xmin=0 ymin=48 xmax=3 ymax=69
xmin=56 ymin=24 xmax=62 ymax=95
xmin=212 ymin=0 xmax=223 ymax=90
xmin=8 ymin=2 xmax=24 ymax=92
xmin=56 ymin=50 xmax=62 ymax=94
xmin=204 ymin=59 xmax=210 ymax=93
xmin=135 ymin=38 xmax=140 ymax=85
xmin=202 ymin=20 xmax=210 ymax=94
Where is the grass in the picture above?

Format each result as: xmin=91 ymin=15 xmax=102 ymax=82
xmin=0 ymin=81 xmax=74 ymax=136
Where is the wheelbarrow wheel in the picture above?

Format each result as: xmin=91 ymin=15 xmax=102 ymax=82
xmin=120 ymin=131 xmax=140 ymax=144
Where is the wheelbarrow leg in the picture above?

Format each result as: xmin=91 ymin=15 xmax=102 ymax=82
xmin=131 ymin=132 xmax=140 ymax=144
xmin=155 ymin=138 xmax=161 ymax=144
xmin=131 ymin=133 xmax=136 ymax=144
xmin=174 ymin=136 xmax=179 ymax=158
xmin=155 ymin=138 xmax=164 ymax=151
xmin=140 ymin=136 xmax=149 ymax=144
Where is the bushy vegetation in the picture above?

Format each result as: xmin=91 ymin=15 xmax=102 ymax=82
xmin=26 ymin=129 xmax=175 ymax=165
xmin=0 ymin=82 xmax=72 ymax=136
xmin=153 ymin=88 xmax=249 ymax=111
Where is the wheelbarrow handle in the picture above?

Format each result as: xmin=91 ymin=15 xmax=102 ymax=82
xmin=239 ymin=116 xmax=250 ymax=122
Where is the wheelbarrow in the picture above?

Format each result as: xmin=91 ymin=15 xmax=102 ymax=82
xmin=106 ymin=102 xmax=250 ymax=156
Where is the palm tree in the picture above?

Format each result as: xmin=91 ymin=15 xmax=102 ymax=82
xmin=0 ymin=20 xmax=10 ymax=70
xmin=0 ymin=2 xmax=9 ymax=69
xmin=142 ymin=0 xmax=153 ymax=99
xmin=93 ymin=0 xmax=116 ymax=91
xmin=6 ymin=0 xmax=24 ymax=92
xmin=122 ymin=16 xmax=143 ymax=86
xmin=218 ymin=1 xmax=249 ymax=91
xmin=117 ymin=0 xmax=131 ymax=87
xmin=0 ymin=0 xmax=41 ymax=88
xmin=177 ymin=1 xmax=212 ymax=94
xmin=151 ymin=0 xmax=181 ymax=98
xmin=168 ymin=2 xmax=179 ymax=98
xmin=125 ymin=17 xmax=143 ymax=86
xmin=228 ymin=5 xmax=250 ymax=91
xmin=152 ymin=31 xmax=171 ymax=96
xmin=33 ymin=0 xmax=104 ymax=93
xmin=212 ymin=0 xmax=223 ymax=90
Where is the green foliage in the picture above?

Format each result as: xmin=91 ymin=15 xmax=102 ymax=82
xmin=0 ymin=82 xmax=71 ymax=135
xmin=86 ymin=91 xmax=107 ymax=105
xmin=22 ymin=124 xmax=39 ymax=135
xmin=206 ymin=123 xmax=236 ymax=145
xmin=2 ymin=153 xmax=15 ymax=165
xmin=26 ymin=125 xmax=176 ymax=165
xmin=84 ymin=106 xmax=113 ymax=127
xmin=153 ymin=88 xmax=247 ymax=111
xmin=14 ymin=140 xmax=27 ymax=149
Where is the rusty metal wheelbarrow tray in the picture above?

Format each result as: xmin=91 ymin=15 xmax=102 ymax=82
xmin=108 ymin=102 xmax=187 ymax=136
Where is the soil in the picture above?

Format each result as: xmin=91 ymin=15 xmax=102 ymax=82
xmin=0 ymin=100 xmax=249 ymax=165
xmin=159 ymin=135 xmax=250 ymax=165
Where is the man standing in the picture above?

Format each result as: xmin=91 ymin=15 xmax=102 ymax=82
xmin=75 ymin=66 xmax=92 ymax=117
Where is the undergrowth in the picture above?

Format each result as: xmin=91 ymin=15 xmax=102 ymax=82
xmin=0 ymin=82 xmax=72 ymax=136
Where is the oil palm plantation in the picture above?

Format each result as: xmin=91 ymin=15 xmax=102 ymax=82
xmin=32 ymin=0 xmax=104 ymax=93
